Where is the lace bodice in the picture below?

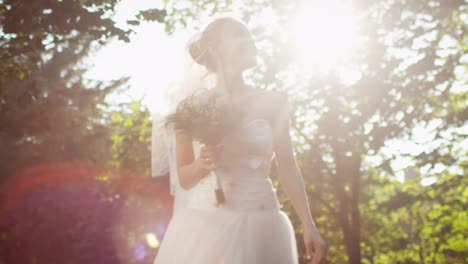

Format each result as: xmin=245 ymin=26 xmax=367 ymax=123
xmin=188 ymin=118 xmax=281 ymax=211
xmin=215 ymin=118 xmax=275 ymax=178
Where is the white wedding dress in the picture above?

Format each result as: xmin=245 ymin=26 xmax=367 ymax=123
xmin=153 ymin=118 xmax=299 ymax=264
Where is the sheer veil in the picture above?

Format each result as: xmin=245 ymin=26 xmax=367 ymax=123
xmin=151 ymin=32 xmax=216 ymax=214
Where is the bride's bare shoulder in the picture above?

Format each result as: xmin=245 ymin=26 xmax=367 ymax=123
xmin=193 ymin=88 xmax=216 ymax=98
xmin=262 ymin=90 xmax=288 ymax=108
xmin=250 ymin=89 xmax=284 ymax=99
xmin=253 ymin=90 xmax=289 ymax=123
xmin=266 ymin=90 xmax=286 ymax=99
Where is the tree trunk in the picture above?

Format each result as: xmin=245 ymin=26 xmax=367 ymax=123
xmin=334 ymin=149 xmax=362 ymax=264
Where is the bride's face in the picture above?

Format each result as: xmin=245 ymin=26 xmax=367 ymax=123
xmin=215 ymin=22 xmax=257 ymax=72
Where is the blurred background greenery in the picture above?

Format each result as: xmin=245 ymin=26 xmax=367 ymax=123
xmin=0 ymin=0 xmax=466 ymax=263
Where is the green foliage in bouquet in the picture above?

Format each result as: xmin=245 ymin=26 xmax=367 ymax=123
xmin=164 ymin=89 xmax=246 ymax=145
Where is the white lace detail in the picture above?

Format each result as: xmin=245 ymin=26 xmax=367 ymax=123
xmin=184 ymin=118 xmax=280 ymax=211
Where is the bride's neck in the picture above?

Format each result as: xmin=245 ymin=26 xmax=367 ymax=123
xmin=216 ymin=72 xmax=250 ymax=96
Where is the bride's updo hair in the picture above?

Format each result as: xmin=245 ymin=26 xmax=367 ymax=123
xmin=188 ymin=15 xmax=245 ymax=72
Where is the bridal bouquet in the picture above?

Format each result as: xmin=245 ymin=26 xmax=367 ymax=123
xmin=165 ymin=88 xmax=246 ymax=205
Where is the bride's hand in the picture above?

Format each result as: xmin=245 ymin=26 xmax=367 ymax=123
xmin=303 ymin=223 xmax=327 ymax=264
xmin=197 ymin=143 xmax=223 ymax=172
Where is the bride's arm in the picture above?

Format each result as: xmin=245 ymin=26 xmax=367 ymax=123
xmin=175 ymin=130 xmax=209 ymax=190
xmin=271 ymin=93 xmax=315 ymax=228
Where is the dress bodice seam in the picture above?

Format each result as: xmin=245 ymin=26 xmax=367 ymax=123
xmin=241 ymin=117 xmax=271 ymax=129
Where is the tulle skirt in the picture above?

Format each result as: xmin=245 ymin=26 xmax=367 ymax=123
xmin=153 ymin=177 xmax=299 ymax=264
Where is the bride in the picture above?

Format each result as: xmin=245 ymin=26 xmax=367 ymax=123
xmin=152 ymin=15 xmax=326 ymax=264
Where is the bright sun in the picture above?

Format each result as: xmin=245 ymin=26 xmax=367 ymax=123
xmin=88 ymin=0 xmax=361 ymax=113
xmin=287 ymin=0 xmax=360 ymax=73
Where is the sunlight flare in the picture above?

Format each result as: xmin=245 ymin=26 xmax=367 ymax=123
xmin=287 ymin=0 xmax=360 ymax=72
xmin=145 ymin=233 xmax=160 ymax=248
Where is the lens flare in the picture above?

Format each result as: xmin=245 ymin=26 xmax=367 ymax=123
xmin=145 ymin=233 xmax=161 ymax=248
xmin=286 ymin=0 xmax=361 ymax=73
